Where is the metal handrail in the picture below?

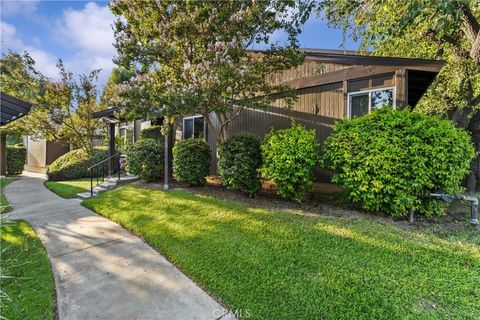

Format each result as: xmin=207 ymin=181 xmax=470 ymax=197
xmin=87 ymin=153 xmax=121 ymax=196
xmin=87 ymin=153 xmax=121 ymax=171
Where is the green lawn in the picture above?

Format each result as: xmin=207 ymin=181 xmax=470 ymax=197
xmin=44 ymin=178 xmax=91 ymax=198
xmin=83 ymin=185 xmax=480 ymax=320
xmin=1 ymin=178 xmax=16 ymax=213
xmin=1 ymin=220 xmax=56 ymax=320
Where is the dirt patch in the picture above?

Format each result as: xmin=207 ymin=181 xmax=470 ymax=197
xmin=137 ymin=177 xmax=394 ymax=222
xmin=134 ymin=176 xmax=480 ymax=239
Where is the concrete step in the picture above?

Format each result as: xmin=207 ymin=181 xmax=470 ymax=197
xmin=77 ymin=191 xmax=93 ymax=199
xmin=77 ymin=174 xmax=138 ymax=199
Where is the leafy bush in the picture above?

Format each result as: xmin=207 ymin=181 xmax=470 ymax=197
xmin=323 ymin=108 xmax=475 ymax=217
xmin=218 ymin=133 xmax=262 ymax=197
xmin=260 ymin=120 xmax=320 ymax=202
xmin=126 ymin=138 xmax=164 ymax=181
xmin=47 ymin=147 xmax=108 ymax=181
xmin=173 ymin=138 xmax=210 ymax=186
xmin=6 ymin=144 xmax=26 ymax=175
xmin=140 ymin=125 xmax=163 ymax=141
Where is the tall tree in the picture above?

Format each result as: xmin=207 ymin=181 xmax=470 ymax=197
xmin=2 ymin=51 xmax=105 ymax=153
xmin=100 ymin=66 xmax=135 ymax=108
xmin=39 ymin=61 xmax=105 ymax=153
xmin=110 ymin=0 xmax=314 ymax=142
xmin=319 ymin=0 xmax=480 ymax=191
xmin=0 ymin=51 xmax=43 ymax=103
xmin=0 ymin=51 xmax=47 ymax=137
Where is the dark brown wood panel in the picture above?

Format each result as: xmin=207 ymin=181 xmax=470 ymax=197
xmin=304 ymin=53 xmax=444 ymax=72
xmin=395 ymin=69 xmax=408 ymax=108
xmin=284 ymin=66 xmax=399 ymax=90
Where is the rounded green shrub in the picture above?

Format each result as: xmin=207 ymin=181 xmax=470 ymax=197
xmin=6 ymin=144 xmax=26 ymax=175
xmin=173 ymin=138 xmax=210 ymax=186
xmin=260 ymin=120 xmax=320 ymax=202
xmin=323 ymin=108 xmax=475 ymax=217
xmin=47 ymin=147 xmax=108 ymax=181
xmin=126 ymin=138 xmax=164 ymax=182
xmin=140 ymin=125 xmax=162 ymax=141
xmin=218 ymin=133 xmax=262 ymax=197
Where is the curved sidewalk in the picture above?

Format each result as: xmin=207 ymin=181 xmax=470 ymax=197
xmin=4 ymin=175 xmax=232 ymax=320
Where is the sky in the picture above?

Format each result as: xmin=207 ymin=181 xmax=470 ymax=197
xmin=1 ymin=0 xmax=359 ymax=88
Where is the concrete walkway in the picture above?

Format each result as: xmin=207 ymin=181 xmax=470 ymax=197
xmin=4 ymin=175 xmax=233 ymax=320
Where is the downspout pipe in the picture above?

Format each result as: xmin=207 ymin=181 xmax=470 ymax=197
xmin=429 ymin=193 xmax=478 ymax=225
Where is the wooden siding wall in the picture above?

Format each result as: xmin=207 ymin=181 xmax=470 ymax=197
xmin=267 ymin=61 xmax=350 ymax=84
xmin=45 ymin=140 xmax=70 ymax=165
xmin=348 ymin=73 xmax=394 ymax=93
xmin=180 ymin=61 xmax=404 ymax=181
xmin=206 ymin=81 xmax=345 ymax=179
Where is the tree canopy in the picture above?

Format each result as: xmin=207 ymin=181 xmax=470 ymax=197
xmin=100 ymin=66 xmax=135 ymax=108
xmin=2 ymin=51 xmax=105 ymax=154
xmin=319 ymin=0 xmax=480 ymax=191
xmin=110 ymin=0 xmax=314 ymax=142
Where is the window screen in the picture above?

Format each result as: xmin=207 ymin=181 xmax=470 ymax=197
xmin=194 ymin=117 xmax=204 ymax=138
xmin=183 ymin=116 xmax=205 ymax=139
xmin=183 ymin=118 xmax=193 ymax=139
xmin=350 ymin=94 xmax=369 ymax=118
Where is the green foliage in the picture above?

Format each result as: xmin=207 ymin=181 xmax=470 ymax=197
xmin=140 ymin=125 xmax=163 ymax=141
xmin=47 ymin=147 xmax=109 ymax=181
xmin=6 ymin=145 xmax=26 ymax=175
xmin=173 ymin=139 xmax=210 ymax=186
xmin=2 ymin=54 xmax=106 ymax=152
xmin=319 ymin=0 xmax=480 ymax=191
xmin=126 ymin=138 xmax=164 ymax=182
xmin=0 ymin=51 xmax=42 ymax=106
xmin=1 ymin=178 xmax=16 ymax=213
xmin=84 ymin=185 xmax=480 ymax=320
xmin=323 ymin=108 xmax=475 ymax=217
xmin=6 ymin=133 xmax=22 ymax=146
xmin=110 ymin=0 xmax=314 ymax=141
xmin=260 ymin=121 xmax=320 ymax=202
xmin=218 ymin=133 xmax=262 ymax=196
xmin=100 ymin=66 xmax=135 ymax=108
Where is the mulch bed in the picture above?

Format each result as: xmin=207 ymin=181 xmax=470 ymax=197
xmin=137 ymin=176 xmax=391 ymax=221
xmin=134 ymin=176 xmax=479 ymax=236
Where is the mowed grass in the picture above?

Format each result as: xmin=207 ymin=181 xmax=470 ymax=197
xmin=44 ymin=178 xmax=91 ymax=198
xmin=83 ymin=185 xmax=480 ymax=320
xmin=1 ymin=178 xmax=16 ymax=213
xmin=1 ymin=220 xmax=55 ymax=320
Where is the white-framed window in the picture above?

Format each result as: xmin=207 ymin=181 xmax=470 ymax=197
xmin=183 ymin=115 xmax=206 ymax=139
xmin=118 ymin=121 xmax=134 ymax=144
xmin=347 ymin=87 xmax=395 ymax=119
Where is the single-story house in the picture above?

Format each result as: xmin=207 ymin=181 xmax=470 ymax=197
xmin=183 ymin=49 xmax=443 ymax=181
xmin=100 ymin=49 xmax=444 ymax=182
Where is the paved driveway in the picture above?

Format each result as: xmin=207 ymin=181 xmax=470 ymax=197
xmin=4 ymin=175 xmax=232 ymax=320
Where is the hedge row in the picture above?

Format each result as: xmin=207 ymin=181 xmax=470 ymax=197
xmin=6 ymin=145 xmax=26 ymax=176
xmin=127 ymin=110 xmax=474 ymax=218
xmin=47 ymin=147 xmax=109 ymax=181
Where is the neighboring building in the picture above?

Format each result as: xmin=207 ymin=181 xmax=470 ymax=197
xmin=24 ymin=137 xmax=70 ymax=174
xmin=0 ymin=93 xmax=33 ymax=176
xmin=177 ymin=49 xmax=444 ymax=181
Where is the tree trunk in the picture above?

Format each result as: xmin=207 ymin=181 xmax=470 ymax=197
xmin=466 ymin=109 xmax=480 ymax=192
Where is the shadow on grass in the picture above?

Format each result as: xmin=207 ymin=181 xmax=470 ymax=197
xmin=83 ymin=186 xmax=480 ymax=320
